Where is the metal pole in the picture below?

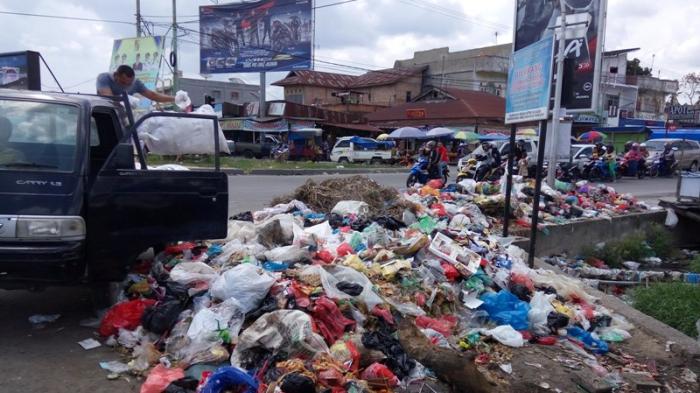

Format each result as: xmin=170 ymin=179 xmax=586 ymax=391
xmin=136 ymin=0 xmax=142 ymax=37
xmin=259 ymin=72 xmax=266 ymax=118
xmin=528 ymin=120 xmax=548 ymax=268
xmin=546 ymin=0 xmax=568 ymax=187
xmin=172 ymin=0 xmax=179 ymax=93
xmin=503 ymin=123 xmax=517 ymax=237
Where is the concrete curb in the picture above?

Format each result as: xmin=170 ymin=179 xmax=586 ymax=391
xmin=188 ymin=167 xmax=405 ymax=176
xmin=533 ymin=257 xmax=700 ymax=363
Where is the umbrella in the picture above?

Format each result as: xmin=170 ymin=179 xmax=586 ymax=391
xmin=578 ymin=131 xmax=608 ymax=142
xmin=426 ymin=127 xmax=455 ymax=138
xmin=388 ymin=127 xmax=426 ymax=139
xmin=376 ymin=133 xmax=390 ymax=141
xmin=454 ymin=131 xmax=480 ymax=141
xmin=517 ymin=128 xmax=538 ymax=137
xmin=479 ymin=133 xmax=509 ymax=141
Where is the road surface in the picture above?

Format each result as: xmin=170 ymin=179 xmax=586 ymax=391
xmin=0 ymin=172 xmax=680 ymax=393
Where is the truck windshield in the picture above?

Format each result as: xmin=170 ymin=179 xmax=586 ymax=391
xmin=0 ymin=100 xmax=79 ymax=172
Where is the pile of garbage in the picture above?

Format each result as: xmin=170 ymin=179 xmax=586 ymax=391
xmin=454 ymin=176 xmax=651 ymax=227
xmin=90 ymin=180 xmax=695 ymax=393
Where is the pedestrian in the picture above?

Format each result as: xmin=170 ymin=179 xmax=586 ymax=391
xmin=437 ymin=141 xmax=449 ymax=179
xmin=96 ymin=65 xmax=175 ymax=103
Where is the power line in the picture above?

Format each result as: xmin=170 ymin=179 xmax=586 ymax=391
xmin=397 ymin=0 xmax=511 ymax=32
xmin=408 ymin=0 xmax=510 ymax=30
xmin=0 ymin=10 xmax=134 ymax=25
xmin=142 ymin=0 xmax=358 ymax=19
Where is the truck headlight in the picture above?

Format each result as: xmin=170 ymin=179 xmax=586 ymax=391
xmin=16 ymin=216 xmax=86 ymax=240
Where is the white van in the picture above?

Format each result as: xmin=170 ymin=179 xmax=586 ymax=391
xmin=330 ymin=137 xmax=393 ymax=164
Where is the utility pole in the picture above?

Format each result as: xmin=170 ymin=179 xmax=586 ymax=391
xmin=172 ymin=0 xmax=179 ymax=93
xmin=136 ymin=0 xmax=142 ymax=37
xmin=546 ymin=0 xmax=568 ymax=187
xmin=259 ymin=73 xmax=266 ymax=118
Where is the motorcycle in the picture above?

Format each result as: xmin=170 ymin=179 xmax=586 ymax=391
xmin=556 ymin=162 xmax=582 ymax=183
xmin=406 ymin=157 xmax=442 ymax=187
xmin=649 ymin=150 xmax=678 ymax=177
xmin=456 ymin=158 xmax=477 ymax=182
xmin=585 ymin=158 xmax=618 ymax=182
xmin=618 ymin=157 xmax=644 ymax=179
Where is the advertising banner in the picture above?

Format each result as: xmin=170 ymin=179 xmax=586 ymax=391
xmin=109 ymin=36 xmax=165 ymax=108
xmin=505 ymin=37 xmax=555 ymax=124
xmin=0 ymin=51 xmax=41 ymax=91
xmin=514 ymin=0 xmax=607 ymax=112
xmin=199 ymin=0 xmax=313 ymax=73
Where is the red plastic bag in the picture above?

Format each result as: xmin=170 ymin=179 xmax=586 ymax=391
xmin=99 ymin=298 xmax=156 ymax=337
xmin=164 ymin=242 xmax=196 ymax=255
xmin=316 ymin=250 xmax=334 ymax=264
xmin=312 ymin=297 xmax=356 ymax=344
xmin=336 ymin=243 xmax=353 ymax=257
xmin=289 ymin=281 xmax=311 ymax=309
xmin=427 ymin=179 xmax=444 ymax=189
xmin=361 ymin=363 xmax=399 ymax=387
xmin=440 ymin=262 xmax=460 ymax=282
xmin=140 ymin=364 xmax=184 ymax=393
xmin=415 ymin=315 xmax=456 ymax=337
xmin=510 ymin=272 xmax=534 ymax=292
xmin=415 ymin=292 xmax=427 ymax=307
xmin=537 ymin=336 xmax=558 ymax=345
xmin=430 ymin=203 xmax=447 ymax=217
xmin=371 ymin=305 xmax=395 ymax=325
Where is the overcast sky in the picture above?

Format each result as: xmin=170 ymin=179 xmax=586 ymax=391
xmin=0 ymin=0 xmax=697 ymax=100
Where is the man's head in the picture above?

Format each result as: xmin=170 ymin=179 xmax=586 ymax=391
xmin=437 ymin=141 xmax=444 ymax=148
xmin=0 ymin=116 xmax=13 ymax=144
xmin=481 ymin=141 xmax=491 ymax=150
xmin=113 ymin=65 xmax=136 ymax=88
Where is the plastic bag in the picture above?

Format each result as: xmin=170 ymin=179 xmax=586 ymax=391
xmin=528 ymin=291 xmax=556 ymax=336
xmin=142 ymin=300 xmax=187 ymax=335
xmin=200 ymin=366 xmax=258 ymax=393
xmin=264 ymin=245 xmax=310 ymax=264
xmin=484 ymin=325 xmax=525 ymax=347
xmin=187 ymin=298 xmax=245 ymax=342
xmin=100 ymin=299 xmax=157 ymax=337
xmin=567 ymin=326 xmax=609 ymax=354
xmin=330 ymin=340 xmax=361 ymax=372
xmin=312 ymin=297 xmax=356 ymax=344
xmin=169 ymin=262 xmax=218 ymax=285
xmin=479 ymin=290 xmax=530 ymax=331
xmin=140 ymin=364 xmax=185 ymax=393
xmin=210 ymin=264 xmax=276 ymax=313
xmin=174 ymin=90 xmax=192 ymax=110
xmin=302 ymin=265 xmax=384 ymax=310
xmin=280 ymin=373 xmax=316 ymax=393
xmin=231 ymin=310 xmax=329 ymax=368
xmin=139 ymin=106 xmax=229 ymax=155
xmin=415 ymin=315 xmax=456 ymax=337
xmin=597 ymin=327 xmax=632 ymax=342
xmin=665 ymin=208 xmax=679 ymax=228
xmin=332 ymin=201 xmax=369 ymax=218
xmin=225 ymin=221 xmax=257 ymax=243
xmin=360 ymin=363 xmax=399 ymax=387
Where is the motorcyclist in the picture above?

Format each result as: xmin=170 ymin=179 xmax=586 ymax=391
xmin=623 ymin=140 xmax=633 ymax=154
xmin=425 ymin=141 xmax=441 ymax=178
xmin=592 ymin=142 xmax=606 ymax=159
xmin=624 ymin=143 xmax=642 ymax=176
xmin=603 ymin=145 xmax=617 ymax=181
xmin=437 ymin=141 xmax=449 ymax=179
xmin=660 ymin=142 xmax=676 ymax=176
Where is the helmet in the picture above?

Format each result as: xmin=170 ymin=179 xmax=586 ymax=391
xmin=632 ymin=143 xmax=639 ymax=149
xmin=426 ymin=141 xmax=436 ymax=148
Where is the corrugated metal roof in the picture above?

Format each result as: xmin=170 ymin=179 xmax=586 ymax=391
xmin=272 ymin=67 xmax=425 ymax=89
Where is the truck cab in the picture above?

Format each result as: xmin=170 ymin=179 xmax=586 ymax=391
xmin=0 ymin=89 xmax=228 ymax=289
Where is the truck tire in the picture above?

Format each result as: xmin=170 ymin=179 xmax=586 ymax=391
xmin=243 ymin=150 xmax=254 ymax=159
xmin=370 ymin=157 xmax=383 ymax=165
xmin=338 ymin=157 xmax=349 ymax=164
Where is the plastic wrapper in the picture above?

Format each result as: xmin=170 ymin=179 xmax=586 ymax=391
xmin=224 ymin=221 xmax=257 ymax=244
xmin=485 ymin=325 xmax=525 ymax=347
xmin=302 ymin=265 xmax=384 ymax=310
xmin=567 ymin=326 xmax=609 ymax=354
xmin=210 ymin=264 xmax=276 ymax=313
xmin=415 ymin=315 xmax=457 ymax=337
xmin=139 ymin=105 xmax=229 ymax=155
xmin=99 ymin=299 xmax=157 ymax=337
xmin=528 ymin=269 xmax=596 ymax=304
xmin=140 ymin=364 xmax=185 ymax=393
xmin=169 ymin=262 xmax=218 ymax=285
xmin=360 ymin=363 xmax=399 ymax=387
xmin=330 ymin=340 xmax=361 ymax=372
xmin=200 ymin=366 xmax=258 ymax=393
xmin=187 ymin=298 xmax=245 ymax=342
xmin=231 ymin=310 xmax=329 ymax=368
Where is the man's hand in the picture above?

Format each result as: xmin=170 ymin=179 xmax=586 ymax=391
xmin=142 ymin=88 xmax=175 ymax=103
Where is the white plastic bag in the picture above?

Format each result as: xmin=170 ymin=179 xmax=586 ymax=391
xmin=187 ymin=298 xmax=245 ymax=341
xmin=302 ymin=265 xmax=384 ymax=310
xmin=174 ymin=90 xmax=192 ymax=110
xmin=264 ymin=245 xmax=310 ymax=263
xmin=226 ymin=221 xmax=257 ymax=244
xmin=169 ymin=262 xmax=218 ymax=284
xmin=528 ymin=291 xmax=556 ymax=336
xmin=210 ymin=264 xmax=276 ymax=312
xmin=485 ymin=325 xmax=525 ymax=347
xmin=332 ymin=201 xmax=370 ymax=217
xmin=665 ymin=208 xmax=679 ymax=228
xmin=138 ymin=105 xmax=229 ymax=155
xmin=458 ymin=179 xmax=477 ymax=194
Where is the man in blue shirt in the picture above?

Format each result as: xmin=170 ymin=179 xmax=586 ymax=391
xmin=96 ymin=65 xmax=174 ymax=103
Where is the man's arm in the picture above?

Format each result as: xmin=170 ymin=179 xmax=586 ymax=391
xmin=141 ymin=88 xmax=175 ymax=103
xmin=97 ymin=86 xmax=115 ymax=96
xmin=96 ymin=73 xmax=115 ymax=96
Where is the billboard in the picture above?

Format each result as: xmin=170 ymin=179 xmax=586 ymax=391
xmin=514 ymin=0 xmax=607 ymax=112
xmin=505 ymin=37 xmax=555 ymax=124
xmin=110 ymin=36 xmax=165 ymax=108
xmin=0 ymin=51 xmax=41 ymax=91
xmin=199 ymin=0 xmax=313 ymax=73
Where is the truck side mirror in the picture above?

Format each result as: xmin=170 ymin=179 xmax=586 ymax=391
xmin=105 ymin=142 xmax=136 ymax=171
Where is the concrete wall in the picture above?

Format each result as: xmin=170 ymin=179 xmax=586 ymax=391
xmin=512 ymin=211 xmax=666 ymax=257
xmin=177 ymin=78 xmax=259 ymax=107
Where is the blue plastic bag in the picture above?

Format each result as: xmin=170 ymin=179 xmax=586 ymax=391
xmin=201 ymin=367 xmax=258 ymax=393
xmin=262 ymin=261 xmax=289 ymax=272
xmin=479 ymin=290 xmax=531 ymax=330
xmin=567 ymin=327 xmax=609 ymax=354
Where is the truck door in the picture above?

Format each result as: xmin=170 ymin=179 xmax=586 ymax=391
xmin=86 ymin=109 xmax=228 ymax=281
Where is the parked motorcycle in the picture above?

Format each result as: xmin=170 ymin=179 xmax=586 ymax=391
xmin=556 ymin=162 xmax=582 ymax=183
xmin=648 ymin=152 xmax=679 ymax=177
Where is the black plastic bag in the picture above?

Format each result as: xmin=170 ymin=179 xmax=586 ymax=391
xmin=280 ymin=373 xmax=316 ymax=393
xmin=546 ymin=312 xmax=570 ymax=332
xmin=336 ymin=281 xmax=363 ymax=296
xmin=373 ymin=216 xmax=406 ymax=231
xmin=509 ymin=283 xmax=532 ymax=302
xmin=164 ymin=281 xmax=190 ymax=303
xmin=231 ymin=211 xmax=254 ymax=222
xmin=362 ymin=331 xmax=415 ymax=379
xmin=141 ymin=300 xmax=186 ymax=335
xmin=165 ymin=377 xmax=199 ymax=393
xmin=245 ymin=295 xmax=279 ymax=323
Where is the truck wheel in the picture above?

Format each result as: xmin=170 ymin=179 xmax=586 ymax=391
xmin=338 ymin=157 xmax=349 ymax=164
xmin=243 ymin=150 xmax=254 ymax=159
xmin=370 ymin=157 xmax=383 ymax=165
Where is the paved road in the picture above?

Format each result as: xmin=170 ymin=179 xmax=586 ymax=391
xmin=0 ymin=172 xmax=679 ymax=393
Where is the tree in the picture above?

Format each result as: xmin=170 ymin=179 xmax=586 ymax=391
xmin=626 ymin=58 xmax=652 ymax=76
xmin=680 ymin=72 xmax=700 ymax=105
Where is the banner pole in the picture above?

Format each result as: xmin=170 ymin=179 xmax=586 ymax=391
xmin=259 ymin=72 xmax=266 ymax=118
xmin=503 ymin=123 xmax=517 ymax=237
xmin=529 ymin=120 xmax=548 ymax=268
xmin=546 ymin=0 xmax=568 ymax=187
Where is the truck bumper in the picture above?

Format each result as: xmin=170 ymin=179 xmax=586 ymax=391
xmin=0 ymin=241 xmax=85 ymax=287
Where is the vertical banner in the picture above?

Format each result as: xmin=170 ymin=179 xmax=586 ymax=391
xmin=514 ymin=0 xmax=607 ymax=112
xmin=109 ymin=36 xmax=165 ymax=108
xmin=199 ymin=0 xmax=313 ymax=73
xmin=505 ymin=37 xmax=555 ymax=124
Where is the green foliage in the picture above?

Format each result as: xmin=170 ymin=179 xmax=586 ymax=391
xmin=626 ymin=58 xmax=652 ymax=76
xmin=645 ymin=224 xmax=675 ymax=259
xmin=632 ymin=283 xmax=700 ymax=338
xmin=581 ymin=224 xmax=675 ymax=267
xmin=689 ymin=255 xmax=700 ymax=273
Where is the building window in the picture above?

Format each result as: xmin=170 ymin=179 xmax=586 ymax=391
xmin=406 ymin=91 xmax=412 ymax=102
xmin=230 ymin=91 xmax=239 ymax=100
xmin=610 ymin=66 xmax=619 ymax=74
xmin=368 ymin=93 xmax=371 ymax=102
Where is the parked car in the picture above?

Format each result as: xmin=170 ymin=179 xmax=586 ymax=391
xmin=644 ymin=138 xmax=700 ymax=172
xmin=330 ymin=136 xmax=393 ymax=164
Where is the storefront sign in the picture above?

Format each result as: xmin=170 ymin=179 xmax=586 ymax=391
xmin=406 ymin=108 xmax=427 ymax=119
